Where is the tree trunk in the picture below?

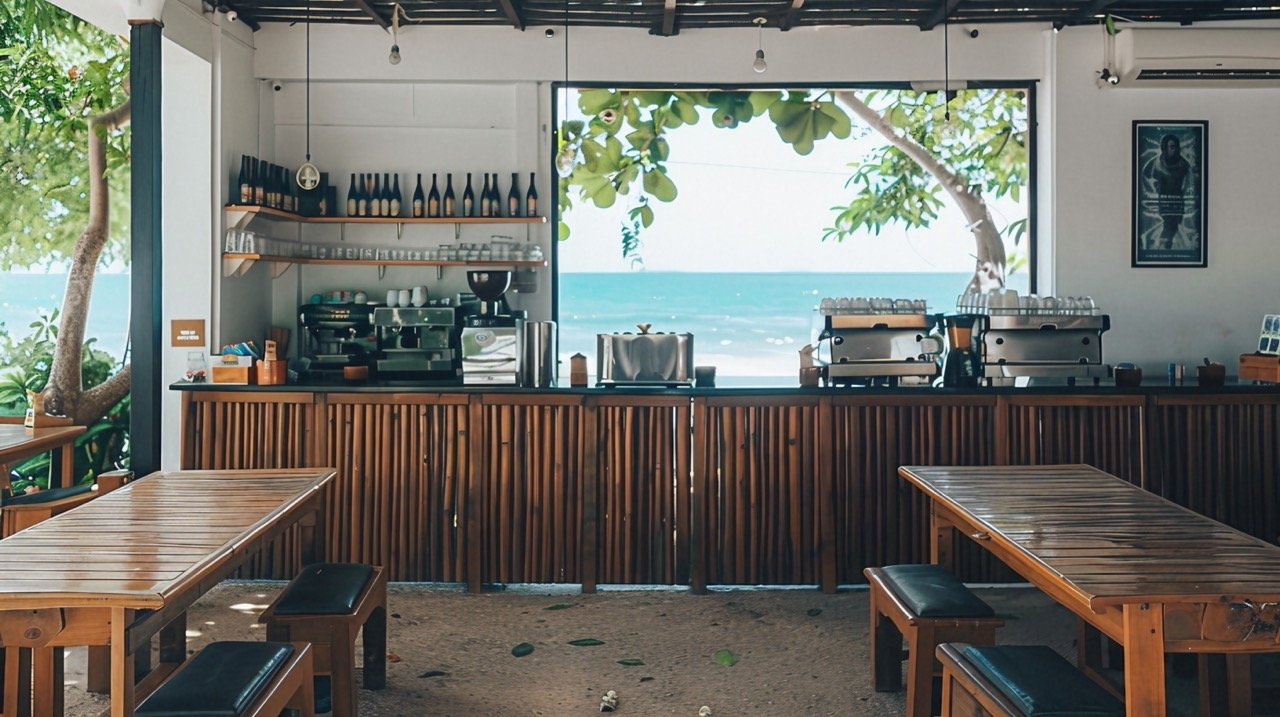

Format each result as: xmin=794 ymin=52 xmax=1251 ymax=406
xmin=42 ymin=98 xmax=132 ymax=424
xmin=833 ymin=91 xmax=1007 ymax=293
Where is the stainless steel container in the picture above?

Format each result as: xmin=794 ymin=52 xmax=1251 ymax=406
xmin=519 ymin=320 xmax=557 ymax=387
xmin=597 ymin=332 xmax=693 ymax=386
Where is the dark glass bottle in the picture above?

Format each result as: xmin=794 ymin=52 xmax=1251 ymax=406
xmin=489 ymin=173 xmax=502 ymax=217
xmin=525 ymin=172 xmax=538 ymax=217
xmin=479 ymin=173 xmax=491 ymax=217
xmin=347 ymin=173 xmax=358 ymax=217
xmin=412 ymin=174 xmax=425 ymax=218
xmin=283 ymin=167 xmax=294 ymax=213
xmin=381 ymin=173 xmax=392 ymax=217
xmin=238 ymin=156 xmax=251 ymax=204
xmin=427 ymin=174 xmax=441 ymax=218
xmin=357 ymin=173 xmax=369 ymax=217
xmin=371 ymin=174 xmax=382 ymax=217
xmin=507 ymin=172 xmax=521 ymax=217
xmin=254 ymin=159 xmax=266 ymax=205
xmin=463 ymin=173 xmax=475 ymax=217
xmin=444 ymin=173 xmax=456 ymax=217
xmin=390 ymin=174 xmax=402 ymax=217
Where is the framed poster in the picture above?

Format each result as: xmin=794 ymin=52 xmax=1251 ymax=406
xmin=1132 ymin=120 xmax=1207 ymax=267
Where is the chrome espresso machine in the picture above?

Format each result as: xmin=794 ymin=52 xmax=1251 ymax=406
xmin=959 ymin=291 xmax=1112 ymax=385
xmin=298 ymin=303 xmax=376 ymax=382
xmin=817 ymin=298 xmax=943 ymax=386
xmin=461 ymin=271 xmax=522 ymax=384
xmin=372 ymin=305 xmax=461 ymax=385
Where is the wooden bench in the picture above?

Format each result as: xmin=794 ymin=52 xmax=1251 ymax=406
xmin=259 ymin=563 xmax=388 ymax=716
xmin=135 ymin=641 xmax=315 ymax=717
xmin=937 ymin=643 xmax=1125 ymax=717
xmin=865 ymin=565 xmax=1004 ymax=717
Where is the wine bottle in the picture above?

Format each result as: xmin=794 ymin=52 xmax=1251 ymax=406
xmin=427 ymin=174 xmax=441 ymax=218
xmin=411 ymin=174 xmax=425 ymax=218
xmin=347 ymin=173 xmax=358 ymax=217
xmin=238 ymin=156 xmax=251 ymax=204
xmin=371 ymin=174 xmax=382 ymax=217
xmin=381 ymin=173 xmax=392 ymax=217
xmin=444 ymin=173 xmax=456 ymax=217
xmin=254 ymin=159 xmax=266 ymax=205
xmin=390 ymin=174 xmax=402 ymax=217
xmin=357 ymin=173 xmax=368 ymax=217
xmin=525 ymin=172 xmax=538 ymax=217
xmin=283 ymin=168 xmax=294 ymax=213
xmin=490 ymin=173 xmax=503 ymax=218
xmin=507 ymin=172 xmax=521 ymax=217
xmin=479 ymin=173 xmax=491 ymax=217
xmin=463 ymin=173 xmax=475 ymax=217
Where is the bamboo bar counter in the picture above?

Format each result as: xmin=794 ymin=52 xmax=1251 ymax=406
xmin=172 ymin=381 xmax=1280 ymax=593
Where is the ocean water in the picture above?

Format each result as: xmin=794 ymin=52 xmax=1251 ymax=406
xmin=0 ymin=273 xmax=131 ymax=358
xmin=559 ymin=271 xmax=1027 ymax=376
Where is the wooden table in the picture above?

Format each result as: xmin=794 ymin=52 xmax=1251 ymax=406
xmin=0 ymin=424 xmax=85 ymax=490
xmin=898 ymin=464 xmax=1280 ymax=717
xmin=0 ymin=468 xmax=334 ymax=717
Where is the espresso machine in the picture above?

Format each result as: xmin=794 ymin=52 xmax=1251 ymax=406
xmin=461 ymin=271 xmax=521 ymax=384
xmin=817 ymin=297 xmax=942 ymax=386
xmin=298 ymin=303 xmax=376 ymax=382
xmin=959 ymin=291 xmax=1112 ymax=385
xmin=372 ymin=305 xmax=461 ymax=385
xmin=936 ymin=314 xmax=984 ymax=388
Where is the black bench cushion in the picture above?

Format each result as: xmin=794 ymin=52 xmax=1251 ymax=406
xmin=4 ymin=483 xmax=92 ymax=506
xmin=880 ymin=564 xmax=995 ymax=618
xmin=963 ymin=645 xmax=1125 ymax=717
xmin=135 ymin=641 xmax=293 ymax=717
xmin=274 ymin=562 xmax=374 ymax=616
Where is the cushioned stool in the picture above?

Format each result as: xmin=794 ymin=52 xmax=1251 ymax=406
xmin=259 ymin=564 xmax=387 ymax=716
xmin=135 ymin=641 xmax=315 ymax=717
xmin=865 ymin=565 xmax=1004 ymax=717
xmin=936 ymin=643 xmax=1125 ymax=717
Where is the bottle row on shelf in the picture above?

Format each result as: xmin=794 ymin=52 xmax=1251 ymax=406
xmin=237 ymin=154 xmax=312 ymax=214
xmin=347 ymin=171 xmax=539 ymax=220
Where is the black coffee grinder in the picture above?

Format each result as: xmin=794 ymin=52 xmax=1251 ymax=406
xmin=936 ymin=314 xmax=984 ymax=388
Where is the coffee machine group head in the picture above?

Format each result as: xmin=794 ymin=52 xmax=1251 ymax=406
xmin=466 ymin=270 xmax=513 ymax=323
xmin=937 ymin=313 xmax=984 ymax=388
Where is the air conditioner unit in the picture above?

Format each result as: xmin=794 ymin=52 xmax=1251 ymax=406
xmin=1115 ymin=29 xmax=1280 ymax=87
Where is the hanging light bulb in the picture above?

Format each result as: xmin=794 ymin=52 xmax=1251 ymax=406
xmin=752 ymin=18 xmax=768 ymax=73
xmin=388 ymin=3 xmax=403 ymax=65
xmin=389 ymin=44 xmax=401 ymax=65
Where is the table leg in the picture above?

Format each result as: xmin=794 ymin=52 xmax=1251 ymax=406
xmin=58 ymin=442 xmax=74 ymax=489
xmin=110 ymin=608 xmax=135 ymax=717
xmin=2 ymin=647 xmax=32 ymax=717
xmin=158 ymin=613 xmax=187 ymax=668
xmin=31 ymin=647 xmax=62 ymax=716
xmin=930 ymin=504 xmax=957 ymax=572
xmin=1225 ymin=654 xmax=1252 ymax=717
xmin=1122 ymin=602 xmax=1166 ymax=717
xmin=86 ymin=646 xmax=110 ymax=693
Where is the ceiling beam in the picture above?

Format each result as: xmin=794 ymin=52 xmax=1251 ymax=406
xmin=919 ymin=0 xmax=961 ymax=31
xmin=493 ymin=0 xmax=525 ymax=30
xmin=348 ymin=0 xmax=390 ymax=28
xmin=780 ymin=0 xmax=805 ymax=31
xmin=1061 ymin=0 xmax=1120 ymax=27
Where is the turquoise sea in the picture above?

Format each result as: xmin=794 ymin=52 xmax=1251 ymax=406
xmin=0 ymin=273 xmax=131 ymax=358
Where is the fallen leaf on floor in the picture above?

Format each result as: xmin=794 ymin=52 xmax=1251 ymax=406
xmin=713 ymin=649 xmax=737 ymax=667
xmin=698 ymin=706 xmax=712 ymax=716
xmin=392 ymin=613 xmax=402 ymax=619
xmin=511 ymin=642 xmax=535 ymax=657
xmin=544 ymin=603 xmax=574 ymax=610
xmin=387 ymin=652 xmax=401 ymax=663
xmin=639 ymin=677 xmax=654 ymax=683
xmin=617 ymin=658 xmax=645 ymax=666
xmin=806 ymin=608 xmax=823 ymax=617
xmin=418 ymin=670 xmax=449 ymax=678
xmin=569 ymin=638 xmax=604 ymax=647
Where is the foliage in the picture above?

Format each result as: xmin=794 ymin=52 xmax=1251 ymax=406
xmin=0 ymin=312 xmax=129 ymax=491
xmin=0 ymin=0 xmax=131 ymax=271
xmin=557 ymin=87 xmax=1028 ymax=267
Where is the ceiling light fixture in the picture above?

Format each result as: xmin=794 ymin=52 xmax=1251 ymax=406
xmin=752 ymin=17 xmax=768 ymax=73
xmin=389 ymin=2 xmax=405 ymax=65
xmin=296 ymin=0 xmax=320 ymax=190
xmin=555 ymin=0 xmax=576 ymax=177
xmin=943 ymin=14 xmax=951 ymax=124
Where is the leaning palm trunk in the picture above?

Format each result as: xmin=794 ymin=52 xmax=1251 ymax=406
xmin=41 ymin=97 xmax=132 ymax=423
xmin=834 ymin=91 xmax=1007 ymax=294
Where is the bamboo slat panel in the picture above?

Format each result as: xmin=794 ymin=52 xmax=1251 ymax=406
xmin=1148 ymin=395 xmax=1280 ymax=544
xmin=181 ymin=392 xmax=314 ymax=577
xmin=324 ymin=396 xmax=471 ymax=581
xmin=1000 ymin=396 xmax=1146 ymax=487
xmin=591 ymin=397 xmax=691 ymax=585
xmin=477 ymin=396 xmax=585 ymax=584
xmin=693 ymin=397 xmax=823 ymax=586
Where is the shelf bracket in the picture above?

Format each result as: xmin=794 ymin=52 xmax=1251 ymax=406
xmin=396 ymin=222 xmax=405 ymax=240
xmin=268 ymin=261 xmax=293 ymax=279
xmin=226 ymin=209 xmax=254 ymax=233
xmin=454 ymin=224 xmax=461 ymax=241
xmin=436 ymin=266 xmax=443 ymax=280
xmin=378 ymin=265 xmax=388 ymax=280
xmin=222 ymin=256 xmax=254 ymax=278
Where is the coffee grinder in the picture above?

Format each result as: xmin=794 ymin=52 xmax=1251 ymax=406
xmin=461 ymin=270 xmax=521 ymax=384
xmin=937 ymin=314 xmax=984 ymax=388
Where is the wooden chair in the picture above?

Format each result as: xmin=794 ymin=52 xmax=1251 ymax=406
xmin=865 ymin=565 xmax=1004 ymax=717
xmin=259 ymin=563 xmax=388 ymax=716
xmin=134 ymin=641 xmax=315 ymax=717
xmin=936 ymin=643 xmax=1124 ymax=717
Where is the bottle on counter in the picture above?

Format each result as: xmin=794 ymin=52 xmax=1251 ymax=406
xmin=507 ymin=172 xmax=521 ymax=217
xmin=390 ymin=174 xmax=402 ymax=217
xmin=428 ymin=174 xmax=441 ymax=217
xmin=381 ymin=172 xmax=393 ymax=216
xmin=444 ymin=173 xmax=456 ymax=217
xmin=479 ymin=173 xmax=491 ymax=217
xmin=412 ymin=174 xmax=425 ymax=218
xmin=347 ymin=173 xmax=358 ymax=217
xmin=463 ymin=173 xmax=475 ymax=217
xmin=238 ymin=156 xmax=251 ymax=204
xmin=525 ymin=172 xmax=538 ymax=217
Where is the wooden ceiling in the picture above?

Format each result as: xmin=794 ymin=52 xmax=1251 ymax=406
xmin=216 ymin=1 xmax=1280 ymax=35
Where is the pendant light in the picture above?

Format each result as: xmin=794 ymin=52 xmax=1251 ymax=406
xmin=943 ymin=14 xmax=951 ymax=124
xmin=752 ymin=17 xmax=768 ymax=74
xmin=389 ymin=3 xmax=403 ymax=65
xmin=295 ymin=1 xmax=320 ymax=190
xmin=555 ymin=0 xmax=575 ymax=178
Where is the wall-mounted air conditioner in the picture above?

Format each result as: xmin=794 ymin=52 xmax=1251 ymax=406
xmin=1115 ymin=29 xmax=1280 ymax=87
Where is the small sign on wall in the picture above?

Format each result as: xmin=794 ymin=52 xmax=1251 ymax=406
xmin=170 ymin=319 xmax=206 ymax=348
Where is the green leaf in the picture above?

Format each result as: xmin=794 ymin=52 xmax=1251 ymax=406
xmin=617 ymin=658 xmax=645 ymax=666
xmin=713 ymin=649 xmax=738 ymax=667
xmin=579 ymin=89 xmax=618 ymax=115
xmin=638 ymin=203 xmax=655 ymax=228
xmin=672 ymin=99 xmax=699 ymax=125
xmin=650 ymin=137 xmax=670 ymax=163
xmin=643 ymin=169 xmax=678 ymax=202
xmin=511 ymin=642 xmax=535 ymax=657
xmin=578 ymin=175 xmax=617 ymax=209
xmin=1104 ymin=14 xmax=1117 ymax=36
xmin=711 ymin=108 xmax=738 ymax=129
xmin=748 ymin=90 xmax=782 ymax=115
xmin=568 ymin=638 xmax=605 ymax=647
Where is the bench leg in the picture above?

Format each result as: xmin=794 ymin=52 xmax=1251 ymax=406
xmin=31 ymin=648 xmax=62 ymax=717
xmin=905 ymin=623 xmax=935 ymax=717
xmin=3 ymin=648 xmax=32 ymax=717
xmin=362 ymin=605 xmax=386 ymax=691
xmin=869 ymin=591 xmax=903 ymax=692
xmin=86 ymin=647 xmax=110 ymax=693
xmin=330 ymin=624 xmax=357 ymax=717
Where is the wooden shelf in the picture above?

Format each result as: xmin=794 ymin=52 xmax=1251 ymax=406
xmin=222 ymin=252 xmax=547 ymax=278
xmin=225 ymin=204 xmax=546 ymax=226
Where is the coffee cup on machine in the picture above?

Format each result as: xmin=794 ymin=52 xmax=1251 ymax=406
xmin=411 ymin=286 xmax=428 ymax=307
xmin=694 ymin=365 xmax=716 ymax=388
xmin=386 ymin=289 xmax=399 ymax=308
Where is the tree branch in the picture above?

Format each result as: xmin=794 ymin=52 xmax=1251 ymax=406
xmin=73 ymin=365 xmax=131 ymax=425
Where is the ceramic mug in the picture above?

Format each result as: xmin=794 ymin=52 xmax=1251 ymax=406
xmin=398 ymin=289 xmax=411 ymax=308
xmin=411 ymin=286 xmax=427 ymax=307
xmin=386 ymin=289 xmax=399 ymax=307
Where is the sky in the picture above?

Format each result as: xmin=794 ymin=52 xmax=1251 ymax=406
xmin=558 ymin=92 xmax=1029 ymax=276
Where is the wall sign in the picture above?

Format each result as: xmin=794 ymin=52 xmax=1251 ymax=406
xmin=1132 ymin=120 xmax=1208 ymax=268
xmin=170 ymin=319 xmax=206 ymax=347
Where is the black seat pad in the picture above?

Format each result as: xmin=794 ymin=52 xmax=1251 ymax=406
xmin=964 ymin=645 xmax=1124 ymax=717
xmin=5 ymin=484 xmax=92 ymax=506
xmin=135 ymin=641 xmax=293 ymax=717
xmin=275 ymin=563 xmax=374 ymax=615
xmin=880 ymin=564 xmax=995 ymax=618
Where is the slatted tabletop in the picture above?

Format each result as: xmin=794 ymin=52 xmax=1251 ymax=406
xmin=0 ymin=469 xmax=332 ymax=610
xmin=0 ymin=424 xmax=85 ymax=488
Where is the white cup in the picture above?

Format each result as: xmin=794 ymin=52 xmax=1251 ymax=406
xmin=411 ymin=286 xmax=427 ymax=307
xmin=386 ymin=289 xmax=398 ymax=307
xmin=398 ymin=289 xmax=411 ymax=308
